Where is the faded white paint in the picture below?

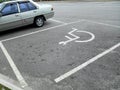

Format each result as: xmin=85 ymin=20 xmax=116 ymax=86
xmin=59 ymin=28 xmax=95 ymax=45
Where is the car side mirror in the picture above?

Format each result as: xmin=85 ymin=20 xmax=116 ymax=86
xmin=0 ymin=12 xmax=2 ymax=17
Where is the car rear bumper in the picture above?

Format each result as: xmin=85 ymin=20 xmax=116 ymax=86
xmin=44 ymin=11 xmax=54 ymax=20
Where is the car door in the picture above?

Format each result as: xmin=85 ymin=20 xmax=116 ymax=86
xmin=0 ymin=3 xmax=22 ymax=31
xmin=18 ymin=1 xmax=38 ymax=25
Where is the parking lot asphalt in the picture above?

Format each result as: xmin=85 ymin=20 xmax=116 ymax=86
xmin=0 ymin=1 xmax=120 ymax=90
xmin=43 ymin=1 xmax=120 ymax=25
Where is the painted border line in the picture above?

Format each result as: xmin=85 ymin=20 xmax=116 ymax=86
xmin=0 ymin=42 xmax=28 ymax=88
xmin=1 ymin=19 xmax=120 ymax=43
xmin=49 ymin=19 xmax=67 ymax=24
xmin=0 ymin=24 xmax=66 ymax=42
xmin=1 ymin=19 xmax=85 ymax=42
xmin=54 ymin=43 xmax=120 ymax=83
xmin=84 ymin=19 xmax=120 ymax=28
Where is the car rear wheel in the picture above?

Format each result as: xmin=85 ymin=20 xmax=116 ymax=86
xmin=34 ymin=17 xmax=44 ymax=27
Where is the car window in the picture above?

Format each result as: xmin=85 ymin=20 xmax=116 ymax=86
xmin=0 ymin=3 xmax=3 ymax=10
xmin=27 ymin=2 xmax=37 ymax=10
xmin=0 ymin=4 xmax=2 ymax=9
xmin=1 ymin=3 xmax=18 ymax=16
xmin=19 ymin=2 xmax=29 ymax=12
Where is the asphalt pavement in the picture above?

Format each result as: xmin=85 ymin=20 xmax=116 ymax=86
xmin=0 ymin=1 xmax=120 ymax=90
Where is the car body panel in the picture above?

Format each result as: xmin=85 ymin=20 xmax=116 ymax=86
xmin=0 ymin=13 xmax=22 ymax=31
xmin=19 ymin=10 xmax=36 ymax=25
xmin=0 ymin=0 xmax=54 ymax=31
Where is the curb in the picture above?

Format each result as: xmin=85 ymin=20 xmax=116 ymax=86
xmin=0 ymin=73 xmax=32 ymax=90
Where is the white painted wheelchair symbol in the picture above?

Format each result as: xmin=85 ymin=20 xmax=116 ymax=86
xmin=59 ymin=28 xmax=95 ymax=46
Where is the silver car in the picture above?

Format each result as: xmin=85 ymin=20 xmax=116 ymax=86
xmin=0 ymin=0 xmax=54 ymax=31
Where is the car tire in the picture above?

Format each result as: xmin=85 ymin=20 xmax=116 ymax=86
xmin=34 ymin=16 xmax=44 ymax=27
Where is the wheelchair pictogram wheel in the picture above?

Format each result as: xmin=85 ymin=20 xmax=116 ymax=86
xmin=75 ymin=30 xmax=95 ymax=43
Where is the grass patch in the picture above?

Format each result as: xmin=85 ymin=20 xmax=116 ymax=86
xmin=0 ymin=84 xmax=11 ymax=90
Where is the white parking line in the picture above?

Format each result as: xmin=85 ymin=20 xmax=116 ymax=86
xmin=1 ymin=19 xmax=120 ymax=43
xmin=0 ymin=42 xmax=28 ymax=88
xmin=49 ymin=19 xmax=67 ymax=24
xmin=54 ymin=43 xmax=120 ymax=83
xmin=84 ymin=20 xmax=120 ymax=28
xmin=1 ymin=19 xmax=85 ymax=42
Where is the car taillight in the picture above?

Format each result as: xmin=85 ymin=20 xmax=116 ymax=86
xmin=51 ymin=8 xmax=53 ymax=11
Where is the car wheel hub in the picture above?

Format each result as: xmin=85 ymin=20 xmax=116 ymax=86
xmin=36 ymin=18 xmax=43 ymax=26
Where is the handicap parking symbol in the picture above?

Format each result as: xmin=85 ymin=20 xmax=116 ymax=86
xmin=59 ymin=28 xmax=95 ymax=46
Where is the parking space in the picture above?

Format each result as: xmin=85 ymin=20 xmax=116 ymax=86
xmin=0 ymin=20 xmax=120 ymax=90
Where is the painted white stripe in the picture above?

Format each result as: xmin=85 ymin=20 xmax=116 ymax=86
xmin=54 ymin=43 xmax=120 ymax=83
xmin=75 ymin=30 xmax=95 ymax=43
xmin=0 ymin=42 xmax=28 ymax=88
xmin=84 ymin=20 xmax=120 ymax=28
xmin=1 ymin=19 xmax=120 ymax=42
xmin=49 ymin=19 xmax=67 ymax=24
xmin=0 ymin=73 xmax=23 ymax=90
xmin=1 ymin=20 xmax=85 ymax=42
